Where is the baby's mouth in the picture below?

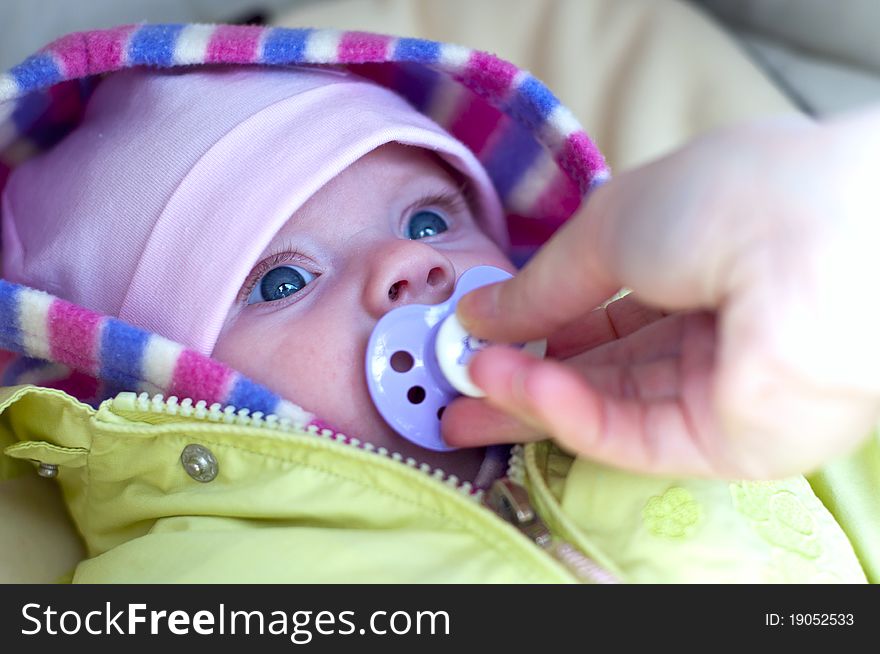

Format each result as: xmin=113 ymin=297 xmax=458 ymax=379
xmin=364 ymin=266 xmax=538 ymax=455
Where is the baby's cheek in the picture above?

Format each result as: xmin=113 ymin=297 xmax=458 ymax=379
xmin=279 ymin=331 xmax=372 ymax=421
xmin=212 ymin=319 xmax=308 ymax=399
xmin=310 ymin=349 xmax=375 ymax=422
xmin=454 ymin=238 xmax=516 ymax=276
xmin=211 ymin=327 xmax=252 ymax=373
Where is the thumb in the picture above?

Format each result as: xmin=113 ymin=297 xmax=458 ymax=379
xmin=457 ymin=121 xmax=804 ymax=343
xmin=457 ymin=183 xmax=621 ymax=343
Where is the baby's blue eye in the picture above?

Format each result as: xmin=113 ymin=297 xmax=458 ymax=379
xmin=247 ymin=265 xmax=315 ymax=305
xmin=407 ymin=210 xmax=449 ymax=240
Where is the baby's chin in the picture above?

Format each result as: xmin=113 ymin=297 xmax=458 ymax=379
xmin=340 ymin=412 xmax=488 ymax=483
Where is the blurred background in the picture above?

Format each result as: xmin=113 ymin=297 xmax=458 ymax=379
xmin=4 ymin=0 xmax=880 ymax=117
xmin=4 ymin=0 xmax=880 ymax=171
xmin=4 ymin=0 xmax=880 ymax=173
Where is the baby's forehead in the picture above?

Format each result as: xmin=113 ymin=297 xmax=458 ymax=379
xmin=265 ymin=144 xmax=470 ymax=239
xmin=338 ymin=143 xmax=468 ymax=187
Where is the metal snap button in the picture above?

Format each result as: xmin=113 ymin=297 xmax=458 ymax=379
xmin=36 ymin=462 xmax=59 ymax=479
xmin=180 ymin=444 xmax=218 ymax=483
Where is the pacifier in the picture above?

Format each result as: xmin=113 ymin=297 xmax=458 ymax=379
xmin=365 ymin=266 xmax=546 ymax=451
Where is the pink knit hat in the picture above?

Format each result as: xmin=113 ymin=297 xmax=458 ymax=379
xmin=1 ymin=65 xmax=505 ymax=355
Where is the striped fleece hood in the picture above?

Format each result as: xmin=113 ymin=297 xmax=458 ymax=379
xmin=0 ymin=23 xmax=608 ymax=428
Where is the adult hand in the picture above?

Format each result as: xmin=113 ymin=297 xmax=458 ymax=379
xmin=442 ymin=111 xmax=880 ymax=478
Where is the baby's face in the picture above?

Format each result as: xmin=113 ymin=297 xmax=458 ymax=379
xmin=213 ymin=143 xmax=514 ymax=478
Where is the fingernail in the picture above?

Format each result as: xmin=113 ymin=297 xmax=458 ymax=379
xmin=457 ymin=283 xmax=500 ymax=330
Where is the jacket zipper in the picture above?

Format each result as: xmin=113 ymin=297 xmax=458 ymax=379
xmin=110 ymin=392 xmax=484 ymax=499
xmin=109 ymin=392 xmax=618 ymax=583
xmin=487 ymin=446 xmax=620 ymax=584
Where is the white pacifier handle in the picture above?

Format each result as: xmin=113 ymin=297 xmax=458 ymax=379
xmin=435 ymin=313 xmax=547 ymax=398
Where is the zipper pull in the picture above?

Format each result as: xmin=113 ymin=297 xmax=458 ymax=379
xmin=487 ymin=478 xmax=553 ymax=547
xmin=486 ymin=478 xmax=619 ymax=584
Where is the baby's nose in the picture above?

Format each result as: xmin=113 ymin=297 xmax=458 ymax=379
xmin=364 ymin=240 xmax=455 ymax=318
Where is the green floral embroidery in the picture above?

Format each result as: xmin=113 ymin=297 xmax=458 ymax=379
xmin=642 ymin=487 xmax=701 ymax=538
xmin=730 ymin=482 xmax=820 ymax=559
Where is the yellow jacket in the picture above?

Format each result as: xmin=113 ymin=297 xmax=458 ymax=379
xmin=2 ymin=385 xmax=874 ymax=583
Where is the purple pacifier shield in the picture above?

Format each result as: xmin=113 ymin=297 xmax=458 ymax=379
xmin=365 ymin=266 xmax=512 ymax=451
